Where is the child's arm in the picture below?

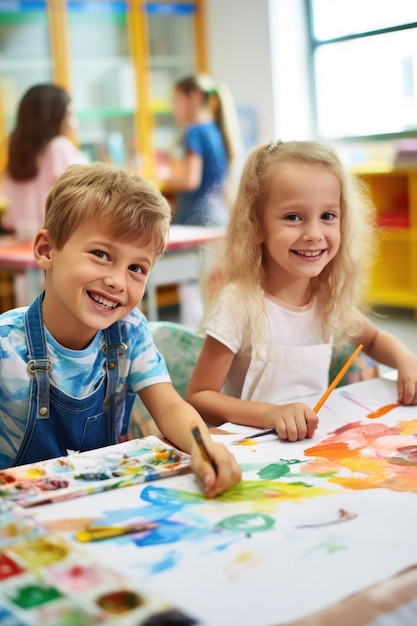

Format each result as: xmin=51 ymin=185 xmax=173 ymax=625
xmin=138 ymin=383 xmax=241 ymax=497
xmin=356 ymin=314 xmax=417 ymax=404
xmin=158 ymin=153 xmax=203 ymax=191
xmin=186 ymin=336 xmax=318 ymax=441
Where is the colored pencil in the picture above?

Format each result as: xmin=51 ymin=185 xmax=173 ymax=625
xmin=191 ymin=425 xmax=218 ymax=474
xmin=313 ymin=343 xmax=363 ymax=413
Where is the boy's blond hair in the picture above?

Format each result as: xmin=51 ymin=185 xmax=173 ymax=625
xmin=203 ymin=140 xmax=377 ymax=345
xmin=44 ymin=162 xmax=172 ymax=261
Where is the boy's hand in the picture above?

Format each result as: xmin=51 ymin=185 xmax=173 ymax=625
xmin=264 ymin=402 xmax=318 ymax=441
xmin=397 ymin=356 xmax=417 ymax=405
xmin=191 ymin=440 xmax=241 ymax=498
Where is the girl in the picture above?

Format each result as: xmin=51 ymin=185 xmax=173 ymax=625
xmin=2 ymin=83 xmax=86 ymax=239
xmin=186 ymin=140 xmax=417 ymax=441
xmin=161 ymin=73 xmax=241 ymax=227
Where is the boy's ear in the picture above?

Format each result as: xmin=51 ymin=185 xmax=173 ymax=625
xmin=33 ymin=229 xmax=54 ymax=270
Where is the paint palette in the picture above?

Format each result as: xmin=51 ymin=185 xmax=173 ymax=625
xmin=0 ymin=437 xmax=191 ymax=508
xmin=0 ymin=500 xmax=201 ymax=625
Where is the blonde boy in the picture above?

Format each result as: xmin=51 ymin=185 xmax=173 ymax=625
xmin=0 ymin=162 xmax=240 ymax=497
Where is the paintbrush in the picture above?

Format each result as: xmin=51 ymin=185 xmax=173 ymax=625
xmin=233 ymin=428 xmax=277 ymax=443
xmin=75 ymin=521 xmax=159 ymax=542
xmin=191 ymin=424 xmax=218 ymax=474
xmin=234 ymin=344 xmax=364 ymax=443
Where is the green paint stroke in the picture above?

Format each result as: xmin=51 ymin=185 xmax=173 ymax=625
xmin=217 ymin=479 xmax=333 ymax=504
xmin=217 ymin=513 xmax=275 ymax=533
xmin=258 ymin=460 xmax=305 ymax=480
xmin=308 ymin=540 xmax=346 ymax=556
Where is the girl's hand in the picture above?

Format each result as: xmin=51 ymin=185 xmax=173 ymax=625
xmin=397 ymin=356 xmax=417 ymax=405
xmin=264 ymin=402 xmax=318 ymax=441
xmin=190 ymin=440 xmax=241 ymax=498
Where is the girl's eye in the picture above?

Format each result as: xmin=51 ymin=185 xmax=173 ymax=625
xmin=129 ymin=264 xmax=145 ymax=275
xmin=285 ymin=214 xmax=301 ymax=222
xmin=322 ymin=212 xmax=336 ymax=221
xmin=93 ymin=250 xmax=109 ymax=261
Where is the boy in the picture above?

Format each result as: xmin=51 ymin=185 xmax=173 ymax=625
xmin=0 ymin=162 xmax=241 ymax=497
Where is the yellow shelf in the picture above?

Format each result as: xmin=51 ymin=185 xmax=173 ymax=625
xmin=356 ymin=166 xmax=417 ymax=310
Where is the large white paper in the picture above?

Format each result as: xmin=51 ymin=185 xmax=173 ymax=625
xmin=29 ymin=379 xmax=417 ymax=625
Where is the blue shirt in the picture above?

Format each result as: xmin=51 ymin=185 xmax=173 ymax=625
xmin=176 ymin=121 xmax=228 ymax=226
xmin=0 ymin=306 xmax=170 ymax=468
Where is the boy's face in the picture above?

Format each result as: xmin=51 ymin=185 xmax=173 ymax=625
xmin=36 ymin=222 xmax=156 ymax=349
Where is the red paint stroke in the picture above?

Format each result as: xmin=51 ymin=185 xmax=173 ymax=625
xmin=366 ymin=403 xmax=399 ymax=419
xmin=296 ymin=508 xmax=357 ymax=529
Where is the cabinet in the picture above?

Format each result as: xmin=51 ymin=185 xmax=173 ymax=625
xmin=354 ymin=166 xmax=417 ymax=309
xmin=0 ymin=0 xmax=207 ymax=177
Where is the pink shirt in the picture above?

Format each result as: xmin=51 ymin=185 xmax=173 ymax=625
xmin=1 ymin=136 xmax=86 ymax=237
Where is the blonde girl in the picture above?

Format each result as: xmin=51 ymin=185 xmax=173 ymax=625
xmin=186 ymin=140 xmax=417 ymax=440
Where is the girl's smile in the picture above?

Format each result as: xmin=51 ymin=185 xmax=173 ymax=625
xmin=291 ymin=249 xmax=325 ymax=259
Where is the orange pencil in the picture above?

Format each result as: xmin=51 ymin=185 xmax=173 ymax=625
xmin=313 ymin=344 xmax=364 ymax=413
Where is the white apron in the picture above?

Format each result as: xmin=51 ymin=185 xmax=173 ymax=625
xmin=240 ymin=342 xmax=332 ymax=403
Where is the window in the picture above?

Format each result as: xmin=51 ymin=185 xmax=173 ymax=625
xmin=310 ymin=0 xmax=417 ymax=139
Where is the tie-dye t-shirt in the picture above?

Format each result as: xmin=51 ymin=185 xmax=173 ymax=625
xmin=0 ymin=306 xmax=170 ymax=468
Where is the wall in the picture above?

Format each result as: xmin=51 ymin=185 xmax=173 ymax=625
xmin=205 ymin=0 xmax=313 ymax=153
xmin=205 ymin=0 xmax=275 ymax=151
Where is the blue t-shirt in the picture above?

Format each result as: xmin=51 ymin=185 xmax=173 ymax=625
xmin=176 ymin=121 xmax=228 ymax=226
xmin=0 ymin=306 xmax=170 ymax=468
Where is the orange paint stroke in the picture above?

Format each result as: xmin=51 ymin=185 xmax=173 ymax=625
xmin=304 ymin=441 xmax=350 ymax=460
xmin=366 ymin=403 xmax=399 ymax=419
xmin=236 ymin=439 xmax=257 ymax=447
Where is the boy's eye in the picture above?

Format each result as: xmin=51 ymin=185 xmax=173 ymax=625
xmin=129 ymin=264 xmax=145 ymax=275
xmin=93 ymin=250 xmax=109 ymax=260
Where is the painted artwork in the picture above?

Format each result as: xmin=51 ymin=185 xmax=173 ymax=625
xmin=5 ymin=378 xmax=417 ymax=625
xmin=0 ymin=437 xmax=190 ymax=508
xmin=0 ymin=500 xmax=200 ymax=625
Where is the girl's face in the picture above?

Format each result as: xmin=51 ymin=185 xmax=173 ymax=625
xmin=258 ymin=162 xmax=341 ymax=298
xmin=172 ymin=87 xmax=200 ymax=126
xmin=60 ymin=104 xmax=77 ymax=136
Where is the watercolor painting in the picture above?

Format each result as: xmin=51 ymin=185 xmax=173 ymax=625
xmin=0 ymin=437 xmax=190 ymax=508
xmin=35 ymin=452 xmax=417 ymax=625
xmin=0 ymin=500 xmax=200 ymax=625
xmin=302 ymin=418 xmax=417 ymax=492
xmin=6 ymin=378 xmax=417 ymax=624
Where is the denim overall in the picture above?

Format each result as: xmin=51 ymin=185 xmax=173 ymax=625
xmin=13 ymin=294 xmax=132 ymax=466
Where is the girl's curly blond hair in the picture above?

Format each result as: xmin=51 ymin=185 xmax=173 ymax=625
xmin=202 ymin=140 xmax=377 ymax=347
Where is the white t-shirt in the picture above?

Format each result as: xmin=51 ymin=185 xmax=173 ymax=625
xmin=205 ymin=287 xmax=331 ymax=402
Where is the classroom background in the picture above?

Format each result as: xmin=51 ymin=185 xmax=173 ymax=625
xmin=0 ymin=0 xmax=416 ymax=366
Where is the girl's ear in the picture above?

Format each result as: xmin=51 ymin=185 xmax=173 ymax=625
xmin=255 ymin=223 xmax=265 ymax=244
xmin=33 ymin=229 xmax=54 ymax=270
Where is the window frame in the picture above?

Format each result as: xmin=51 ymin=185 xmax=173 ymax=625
xmin=308 ymin=0 xmax=417 ymax=141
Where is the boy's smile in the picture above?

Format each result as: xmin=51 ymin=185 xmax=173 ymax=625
xmin=35 ymin=222 xmax=156 ymax=349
